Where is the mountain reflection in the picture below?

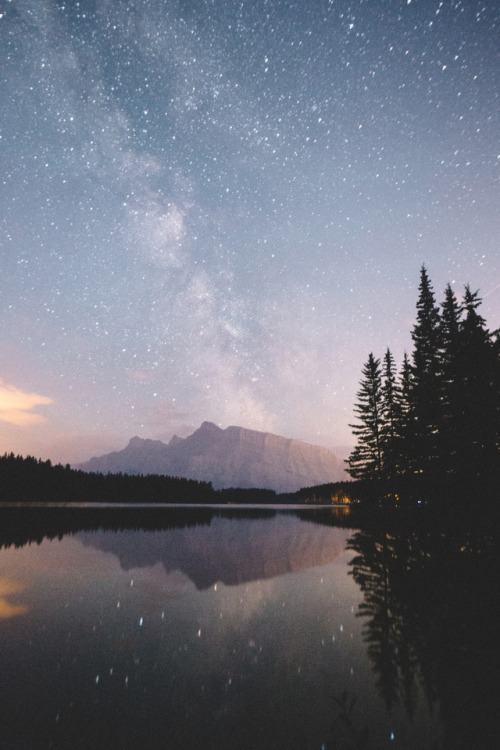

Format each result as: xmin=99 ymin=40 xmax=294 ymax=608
xmin=348 ymin=513 xmax=500 ymax=750
xmin=78 ymin=514 xmax=351 ymax=589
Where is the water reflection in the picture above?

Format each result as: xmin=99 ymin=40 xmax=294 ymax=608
xmin=78 ymin=513 xmax=350 ymax=589
xmin=347 ymin=513 xmax=500 ymax=750
xmin=0 ymin=508 xmax=368 ymax=750
xmin=0 ymin=506 xmax=496 ymax=748
xmin=0 ymin=576 xmax=29 ymax=619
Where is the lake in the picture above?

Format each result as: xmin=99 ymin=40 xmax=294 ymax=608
xmin=0 ymin=505 xmax=497 ymax=749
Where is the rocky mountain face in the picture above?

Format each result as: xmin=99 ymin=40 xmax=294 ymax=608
xmin=77 ymin=421 xmax=348 ymax=492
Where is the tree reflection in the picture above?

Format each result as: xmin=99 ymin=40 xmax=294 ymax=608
xmin=0 ymin=506 xmax=278 ymax=549
xmin=348 ymin=510 xmax=500 ymax=749
xmin=329 ymin=690 xmax=370 ymax=750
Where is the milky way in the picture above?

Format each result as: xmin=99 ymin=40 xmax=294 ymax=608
xmin=1 ymin=0 xmax=499 ymax=463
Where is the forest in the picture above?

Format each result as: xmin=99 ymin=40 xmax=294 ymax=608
xmin=0 ymin=452 xmax=279 ymax=504
xmin=347 ymin=266 xmax=500 ymax=502
xmin=0 ymin=453 xmax=216 ymax=504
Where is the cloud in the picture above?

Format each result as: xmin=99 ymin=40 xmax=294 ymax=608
xmin=0 ymin=380 xmax=53 ymax=426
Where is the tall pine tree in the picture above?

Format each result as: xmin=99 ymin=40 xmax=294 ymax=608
xmin=454 ymin=286 xmax=500 ymax=479
xmin=381 ymin=348 xmax=400 ymax=480
xmin=411 ymin=266 xmax=442 ymax=477
xmin=348 ymin=353 xmax=384 ymax=480
xmin=387 ymin=351 xmax=415 ymax=479
xmin=439 ymin=283 xmax=463 ymax=475
xmin=347 ymin=268 xmax=499 ymax=498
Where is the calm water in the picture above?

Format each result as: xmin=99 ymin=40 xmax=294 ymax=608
xmin=0 ymin=506 xmax=497 ymax=749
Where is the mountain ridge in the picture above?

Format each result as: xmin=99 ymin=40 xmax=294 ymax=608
xmin=77 ymin=421 xmax=348 ymax=493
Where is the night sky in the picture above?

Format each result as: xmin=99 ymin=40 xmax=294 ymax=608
xmin=1 ymin=0 xmax=499 ymax=464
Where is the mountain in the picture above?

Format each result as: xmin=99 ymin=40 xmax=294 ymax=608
xmin=77 ymin=421 xmax=348 ymax=493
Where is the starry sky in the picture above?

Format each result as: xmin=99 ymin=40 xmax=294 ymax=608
xmin=1 ymin=0 xmax=499 ymax=465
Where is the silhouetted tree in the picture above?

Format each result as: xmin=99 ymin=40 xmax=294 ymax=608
xmin=348 ymin=354 xmax=384 ymax=480
xmin=410 ymin=266 xmax=442 ymax=478
xmin=381 ymin=348 xmax=400 ymax=479
xmin=397 ymin=352 xmax=414 ymax=477
xmin=438 ymin=283 xmax=463 ymax=475
xmin=347 ymin=267 xmax=499 ymax=498
xmin=454 ymin=286 xmax=500 ymax=479
xmin=0 ymin=453 xmax=216 ymax=504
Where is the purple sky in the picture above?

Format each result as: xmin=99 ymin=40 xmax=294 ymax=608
xmin=1 ymin=0 xmax=499 ymax=464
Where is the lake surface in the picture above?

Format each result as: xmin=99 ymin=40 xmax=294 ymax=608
xmin=0 ymin=505 xmax=497 ymax=749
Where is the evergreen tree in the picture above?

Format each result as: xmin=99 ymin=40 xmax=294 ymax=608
xmin=410 ymin=266 xmax=442 ymax=476
xmin=348 ymin=353 xmax=384 ymax=480
xmin=439 ymin=284 xmax=463 ymax=475
xmin=454 ymin=286 xmax=500 ymax=479
xmin=347 ymin=267 xmax=499 ymax=497
xmin=441 ymin=284 xmax=462 ymax=353
xmin=381 ymin=348 xmax=400 ymax=479
xmin=397 ymin=352 xmax=414 ymax=477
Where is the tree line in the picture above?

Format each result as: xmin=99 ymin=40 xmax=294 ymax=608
xmin=0 ymin=452 xmax=279 ymax=504
xmin=347 ymin=266 xmax=500 ymax=497
xmin=0 ymin=452 xmax=215 ymax=504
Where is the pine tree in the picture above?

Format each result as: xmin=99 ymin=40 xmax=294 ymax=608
xmin=454 ymin=286 xmax=500 ymax=478
xmin=397 ymin=352 xmax=414 ymax=476
xmin=441 ymin=284 xmax=461 ymax=353
xmin=439 ymin=284 xmax=463 ymax=475
xmin=348 ymin=353 xmax=384 ymax=480
xmin=411 ymin=266 xmax=442 ymax=476
xmin=347 ymin=268 xmax=499 ymax=496
xmin=381 ymin=348 xmax=400 ymax=479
